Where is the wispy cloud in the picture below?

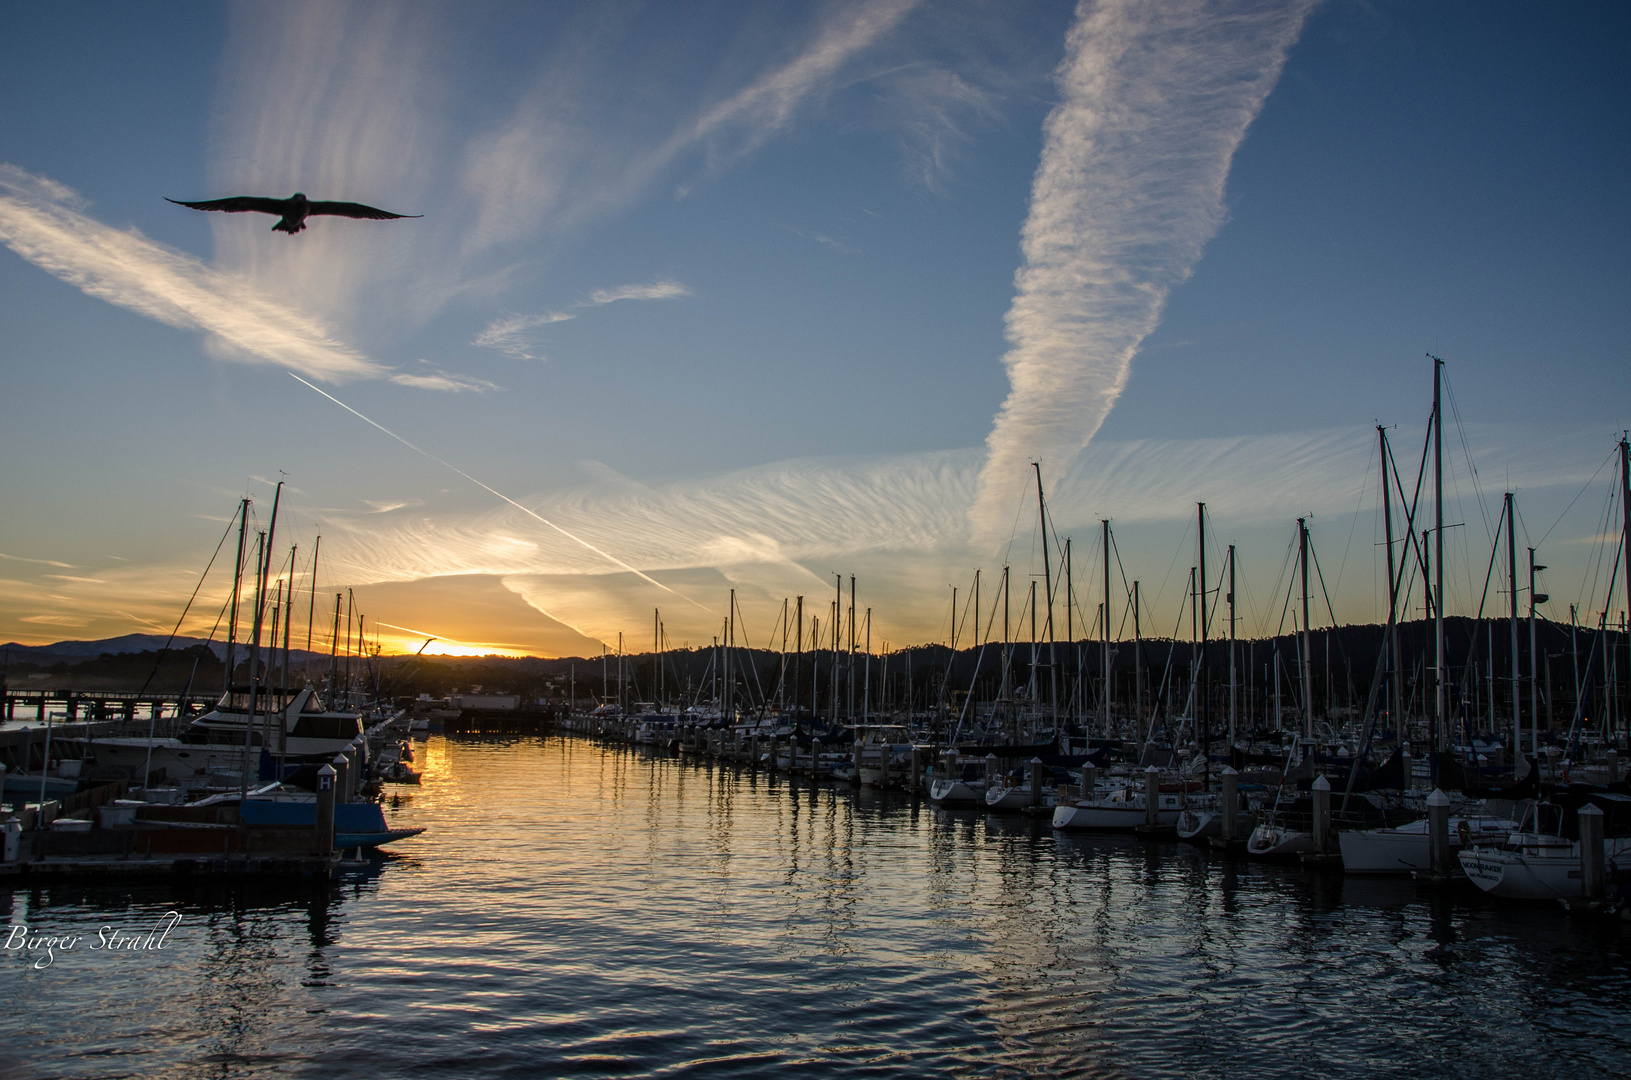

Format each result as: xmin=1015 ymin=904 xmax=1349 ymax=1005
xmin=0 ymin=165 xmax=388 ymax=383
xmin=0 ymin=552 xmax=76 ymax=569
xmin=678 ymin=0 xmax=923 ymax=179
xmin=388 ymin=365 xmax=500 ymax=393
xmin=473 ymin=282 xmax=685 ymax=360
xmin=972 ymin=0 xmax=1315 ymax=539
xmin=362 ymin=499 xmax=423 ymax=515
xmin=473 ymin=310 xmax=575 ymax=360
xmin=775 ymin=220 xmax=860 ymax=253
xmin=880 ymin=65 xmax=1002 ymax=194
xmin=583 ymin=280 xmax=690 ymax=306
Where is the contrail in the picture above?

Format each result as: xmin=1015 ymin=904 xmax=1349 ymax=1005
xmin=971 ymin=0 xmax=1314 ymax=540
xmin=289 ymin=372 xmax=709 ymax=610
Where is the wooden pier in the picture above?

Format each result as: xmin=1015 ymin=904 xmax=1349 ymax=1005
xmin=2 ymin=690 xmax=203 ymax=723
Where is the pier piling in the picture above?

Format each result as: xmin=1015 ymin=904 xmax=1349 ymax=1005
xmin=1579 ymin=802 xmax=1605 ymax=903
xmin=315 ymin=764 xmax=335 ymax=857
xmin=1312 ymin=775 xmax=1332 ymax=853
xmin=1426 ymin=788 xmax=1450 ymax=879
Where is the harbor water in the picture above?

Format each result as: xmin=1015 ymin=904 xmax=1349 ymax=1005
xmin=3 ymin=735 xmax=1630 ymax=1078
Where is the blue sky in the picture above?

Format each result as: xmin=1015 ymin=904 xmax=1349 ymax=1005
xmin=1 ymin=1 xmax=1627 ymax=658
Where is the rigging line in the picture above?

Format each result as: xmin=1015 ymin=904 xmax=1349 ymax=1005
xmin=1472 ymin=499 xmax=1507 ymax=621
xmin=1306 ymin=538 xmax=1354 ymax=676
xmin=1331 ymin=438 xmax=1375 ymax=604
xmin=1276 ymin=525 xmax=1298 ymax=637
xmin=1537 ymin=445 xmax=1617 ymax=547
xmin=1385 ymin=434 xmax=1434 ymax=613
xmin=288 ymin=373 xmax=707 ymax=611
xmin=134 ymin=512 xmax=240 ymax=697
xmin=1150 ymin=514 xmax=1193 ymax=632
xmin=1581 ymin=480 xmax=1617 ymax=615
xmin=1441 ymin=369 xmax=1497 ymax=546
xmin=1266 ymin=528 xmax=1297 ymax=637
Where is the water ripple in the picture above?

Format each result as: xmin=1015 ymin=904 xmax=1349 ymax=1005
xmin=3 ymin=736 xmax=1630 ymax=1078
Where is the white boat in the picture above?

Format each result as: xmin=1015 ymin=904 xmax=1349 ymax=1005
xmin=1458 ymin=795 xmax=1631 ymax=900
xmin=986 ymin=780 xmax=1055 ymax=812
xmin=1176 ymin=800 xmax=1222 ymax=841
xmin=928 ymin=777 xmax=987 ymax=807
xmin=1246 ymin=821 xmax=1314 ymax=858
xmin=1052 ymin=783 xmax=1184 ymax=831
xmin=75 ymin=685 xmax=363 ymax=787
xmin=1339 ymin=811 xmax=1519 ymax=874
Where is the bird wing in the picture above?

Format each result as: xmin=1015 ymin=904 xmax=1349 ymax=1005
xmin=166 ymin=196 xmax=288 ymax=215
xmin=307 ymin=201 xmax=422 ymax=220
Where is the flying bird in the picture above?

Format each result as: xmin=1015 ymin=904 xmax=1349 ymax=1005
xmin=166 ymin=192 xmax=421 ymax=234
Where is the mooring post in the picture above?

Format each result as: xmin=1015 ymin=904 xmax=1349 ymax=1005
xmin=810 ymin=738 xmax=822 ymax=780
xmin=1144 ymin=765 xmax=1161 ymax=831
xmin=1312 ymin=774 xmax=1332 ymax=853
xmin=315 ymin=764 xmax=336 ymax=857
xmin=854 ymin=735 xmax=865 ymax=784
xmin=1221 ymin=766 xmax=1239 ymax=842
xmin=909 ymin=747 xmax=922 ymax=793
xmin=338 ymin=751 xmax=355 ymax=805
xmin=1029 ymin=758 xmax=1045 ymax=808
xmin=1579 ymin=802 xmax=1605 ymax=903
xmin=1427 ymin=788 xmax=1450 ymax=878
xmin=1080 ymin=761 xmax=1097 ymax=799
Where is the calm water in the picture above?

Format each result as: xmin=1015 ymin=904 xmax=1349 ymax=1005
xmin=3 ymin=736 xmax=1630 ymax=1079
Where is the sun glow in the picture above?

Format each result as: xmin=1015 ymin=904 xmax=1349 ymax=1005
xmin=415 ymin=640 xmax=526 ymax=659
xmin=373 ymin=625 xmax=530 ymax=659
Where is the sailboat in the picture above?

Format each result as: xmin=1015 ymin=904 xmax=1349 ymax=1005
xmin=1459 ymin=793 xmax=1631 ymax=900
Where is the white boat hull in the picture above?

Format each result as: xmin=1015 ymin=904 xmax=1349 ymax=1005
xmin=928 ymin=779 xmax=986 ymax=807
xmin=1247 ymin=824 xmax=1313 ymax=858
xmin=1176 ymin=809 xmax=1221 ymax=841
xmin=1339 ymin=816 xmax=1518 ymax=875
xmin=1053 ymin=795 xmax=1182 ymax=832
xmin=1459 ymin=837 xmax=1631 ymax=901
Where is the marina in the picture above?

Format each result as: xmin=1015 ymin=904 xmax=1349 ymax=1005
xmin=4 ymin=731 xmax=1631 ymax=1078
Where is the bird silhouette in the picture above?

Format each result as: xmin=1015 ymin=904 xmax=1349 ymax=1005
xmin=166 ymin=192 xmax=421 ymax=234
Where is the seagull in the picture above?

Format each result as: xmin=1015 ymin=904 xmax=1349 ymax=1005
xmin=165 ymin=192 xmax=421 ymax=234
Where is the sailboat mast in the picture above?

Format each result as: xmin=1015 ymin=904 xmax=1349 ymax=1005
xmin=1033 ymin=463 xmax=1058 ymax=733
xmin=1378 ymin=426 xmax=1401 ymax=727
xmin=1133 ymin=580 xmax=1142 ymax=738
xmin=1506 ymin=491 xmax=1520 ymax=756
xmin=863 ymin=607 xmax=871 ymax=723
xmin=1102 ymin=520 xmax=1112 ymax=736
xmin=1529 ymin=547 xmax=1543 ymax=760
xmin=1228 ymin=545 xmax=1237 ymax=747
xmin=241 ymin=529 xmax=265 ymax=798
xmin=225 ymin=498 xmax=248 ymax=694
xmin=1299 ymin=517 xmax=1313 ymax=741
xmin=304 ymin=535 xmax=320 ymax=681
xmin=850 ymin=575 xmax=857 ymax=721
xmin=1620 ymin=435 xmax=1631 ymax=741
xmin=833 ymin=574 xmax=842 ymax=727
xmin=1198 ymin=503 xmax=1209 ymax=786
xmin=1432 ymin=355 xmax=1447 ymax=749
